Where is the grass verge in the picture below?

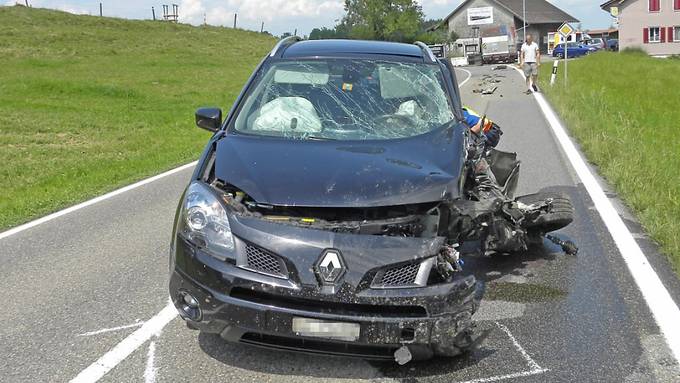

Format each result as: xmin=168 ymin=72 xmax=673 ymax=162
xmin=539 ymin=51 xmax=680 ymax=272
xmin=0 ymin=6 xmax=274 ymax=230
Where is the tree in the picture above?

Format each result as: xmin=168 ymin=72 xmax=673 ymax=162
xmin=309 ymin=27 xmax=347 ymax=40
xmin=340 ymin=0 xmax=424 ymax=42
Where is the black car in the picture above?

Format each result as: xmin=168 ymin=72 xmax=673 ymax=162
xmin=169 ymin=37 xmax=485 ymax=363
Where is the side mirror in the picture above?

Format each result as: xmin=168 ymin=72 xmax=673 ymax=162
xmin=195 ymin=107 xmax=222 ymax=132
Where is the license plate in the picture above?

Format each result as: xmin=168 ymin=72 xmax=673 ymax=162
xmin=292 ymin=317 xmax=360 ymax=341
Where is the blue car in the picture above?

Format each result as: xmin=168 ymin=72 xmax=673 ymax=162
xmin=552 ymin=42 xmax=596 ymax=58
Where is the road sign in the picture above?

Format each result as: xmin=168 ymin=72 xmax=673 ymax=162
xmin=558 ymin=22 xmax=574 ymax=38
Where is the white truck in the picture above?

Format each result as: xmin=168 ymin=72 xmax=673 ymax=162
xmin=481 ymin=35 xmax=514 ymax=64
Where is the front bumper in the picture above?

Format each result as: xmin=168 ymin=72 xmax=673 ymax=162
xmin=170 ymin=216 xmax=484 ymax=360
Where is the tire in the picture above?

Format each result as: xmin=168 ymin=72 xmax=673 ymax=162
xmin=516 ymin=191 xmax=574 ymax=233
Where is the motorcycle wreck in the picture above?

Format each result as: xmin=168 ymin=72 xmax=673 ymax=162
xmin=447 ymin=119 xmax=578 ymax=257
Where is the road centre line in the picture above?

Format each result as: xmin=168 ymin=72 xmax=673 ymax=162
xmin=512 ymin=66 xmax=680 ymax=362
xmin=0 ymin=161 xmax=197 ymax=241
xmin=69 ymin=303 xmax=177 ymax=383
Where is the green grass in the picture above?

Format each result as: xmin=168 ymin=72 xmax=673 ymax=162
xmin=539 ymin=51 xmax=680 ymax=272
xmin=0 ymin=6 xmax=275 ymax=229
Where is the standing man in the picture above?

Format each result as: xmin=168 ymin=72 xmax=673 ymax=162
xmin=519 ymin=34 xmax=541 ymax=94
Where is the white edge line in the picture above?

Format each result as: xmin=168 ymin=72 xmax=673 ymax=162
xmin=0 ymin=161 xmax=198 ymax=241
xmin=77 ymin=321 xmax=145 ymax=337
xmin=512 ymin=66 xmax=680 ymax=362
xmin=457 ymin=68 xmax=472 ymax=87
xmin=69 ymin=303 xmax=177 ymax=383
xmin=143 ymin=341 xmax=158 ymax=383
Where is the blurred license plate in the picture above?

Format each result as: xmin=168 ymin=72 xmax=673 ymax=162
xmin=292 ymin=317 xmax=360 ymax=341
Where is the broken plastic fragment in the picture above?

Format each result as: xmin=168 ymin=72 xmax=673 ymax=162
xmin=394 ymin=345 xmax=412 ymax=365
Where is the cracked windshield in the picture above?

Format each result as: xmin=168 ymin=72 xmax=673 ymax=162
xmin=234 ymin=59 xmax=454 ymax=140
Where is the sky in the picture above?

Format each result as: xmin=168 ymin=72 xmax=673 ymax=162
xmin=4 ymin=0 xmax=614 ymax=36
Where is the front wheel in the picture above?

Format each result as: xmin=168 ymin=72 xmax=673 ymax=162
xmin=516 ymin=190 xmax=574 ymax=233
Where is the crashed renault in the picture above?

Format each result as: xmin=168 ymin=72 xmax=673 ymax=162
xmin=169 ymin=38 xmax=574 ymax=363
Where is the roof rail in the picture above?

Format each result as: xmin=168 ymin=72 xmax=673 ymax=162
xmin=269 ymin=35 xmax=303 ymax=57
xmin=413 ymin=41 xmax=437 ymax=63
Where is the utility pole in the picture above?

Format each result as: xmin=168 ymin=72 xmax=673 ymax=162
xmin=99 ymin=2 xmax=102 ymax=17
xmin=233 ymin=13 xmax=237 ymax=29
xmin=294 ymin=28 xmax=297 ymax=36
xmin=261 ymin=22 xmax=264 ymax=33
xmin=522 ymin=0 xmax=526 ymax=43
xmin=152 ymin=6 xmax=155 ymax=20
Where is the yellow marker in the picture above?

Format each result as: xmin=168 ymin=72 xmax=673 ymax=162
xmin=342 ymin=83 xmax=353 ymax=92
xmin=301 ymin=218 xmax=315 ymax=223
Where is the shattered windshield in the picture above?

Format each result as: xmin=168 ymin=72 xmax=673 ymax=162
xmin=233 ymin=59 xmax=454 ymax=140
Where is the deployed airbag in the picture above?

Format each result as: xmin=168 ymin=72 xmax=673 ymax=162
xmin=252 ymin=97 xmax=322 ymax=133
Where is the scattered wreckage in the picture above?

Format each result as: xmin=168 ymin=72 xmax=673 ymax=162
xmin=169 ymin=38 xmax=575 ymax=365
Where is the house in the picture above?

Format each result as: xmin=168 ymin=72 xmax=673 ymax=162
xmin=586 ymin=28 xmax=619 ymax=41
xmin=434 ymin=0 xmax=579 ymax=54
xmin=601 ymin=0 xmax=680 ymax=55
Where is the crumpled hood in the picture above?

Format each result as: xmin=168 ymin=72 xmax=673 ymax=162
xmin=214 ymin=126 xmax=466 ymax=207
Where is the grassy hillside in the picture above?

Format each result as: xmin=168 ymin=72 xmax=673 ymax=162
xmin=0 ymin=6 xmax=275 ymax=229
xmin=539 ymin=51 xmax=680 ymax=272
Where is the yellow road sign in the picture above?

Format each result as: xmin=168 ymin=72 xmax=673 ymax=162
xmin=558 ymin=22 xmax=574 ymax=38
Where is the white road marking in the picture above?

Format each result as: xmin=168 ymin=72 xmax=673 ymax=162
xmin=144 ymin=341 xmax=158 ymax=383
xmin=77 ymin=321 xmax=145 ymax=337
xmin=512 ymin=66 xmax=680 ymax=362
xmin=459 ymin=322 xmax=548 ymax=383
xmin=69 ymin=303 xmax=178 ymax=383
xmin=0 ymin=161 xmax=197 ymax=241
xmin=457 ymin=68 xmax=472 ymax=87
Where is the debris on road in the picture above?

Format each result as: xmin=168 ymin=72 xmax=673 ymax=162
xmin=493 ymin=65 xmax=508 ymax=70
xmin=473 ymin=74 xmax=505 ymax=95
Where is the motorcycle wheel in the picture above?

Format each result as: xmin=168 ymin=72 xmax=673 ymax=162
xmin=516 ymin=191 xmax=574 ymax=233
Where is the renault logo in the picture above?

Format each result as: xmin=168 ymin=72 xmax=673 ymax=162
xmin=315 ymin=249 xmax=346 ymax=284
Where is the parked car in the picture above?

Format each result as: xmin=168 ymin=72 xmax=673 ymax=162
xmin=583 ymin=38 xmax=606 ymax=50
xmin=552 ymin=42 xmax=596 ymax=58
xmin=607 ymin=39 xmax=619 ymax=51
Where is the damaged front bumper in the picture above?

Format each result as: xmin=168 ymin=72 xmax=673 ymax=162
xmin=170 ymin=215 xmax=485 ymax=361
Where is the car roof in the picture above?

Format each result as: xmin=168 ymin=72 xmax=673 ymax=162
xmin=280 ymin=39 xmax=425 ymax=60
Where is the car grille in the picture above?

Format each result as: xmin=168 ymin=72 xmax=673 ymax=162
xmin=377 ymin=263 xmax=420 ymax=286
xmin=241 ymin=243 xmax=288 ymax=278
xmin=371 ymin=259 xmax=433 ymax=289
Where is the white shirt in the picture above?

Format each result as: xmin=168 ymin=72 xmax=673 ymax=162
xmin=521 ymin=42 xmax=539 ymax=63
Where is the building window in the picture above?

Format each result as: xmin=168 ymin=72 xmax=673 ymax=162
xmin=649 ymin=0 xmax=660 ymax=12
xmin=675 ymin=26 xmax=680 ymax=42
xmin=649 ymin=27 xmax=661 ymax=42
xmin=675 ymin=0 xmax=680 ymax=11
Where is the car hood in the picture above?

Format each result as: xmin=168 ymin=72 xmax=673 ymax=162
xmin=213 ymin=125 xmax=466 ymax=207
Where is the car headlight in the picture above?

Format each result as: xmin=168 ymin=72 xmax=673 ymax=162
xmin=179 ymin=182 xmax=234 ymax=256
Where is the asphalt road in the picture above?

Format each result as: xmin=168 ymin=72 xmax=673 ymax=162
xmin=2 ymin=65 xmax=680 ymax=383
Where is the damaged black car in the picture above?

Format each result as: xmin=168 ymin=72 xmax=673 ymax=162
xmin=169 ymin=38 xmax=574 ymax=364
